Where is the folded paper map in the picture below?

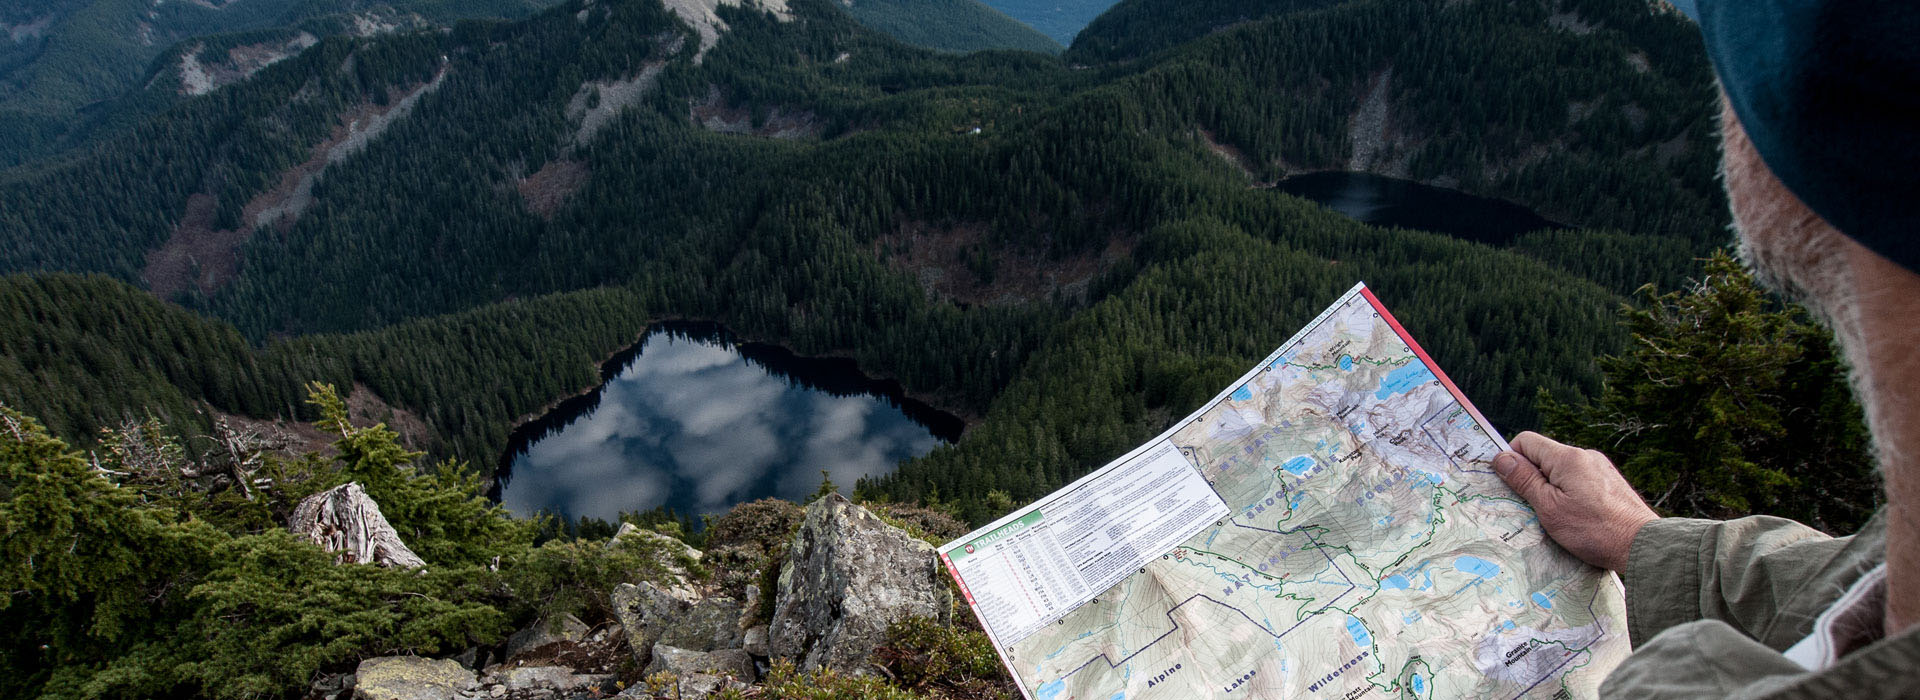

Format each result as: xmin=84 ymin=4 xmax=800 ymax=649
xmin=938 ymin=283 xmax=1628 ymax=700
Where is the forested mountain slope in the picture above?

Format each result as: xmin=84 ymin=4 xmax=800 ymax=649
xmin=978 ymin=0 xmax=1120 ymax=45
xmin=1 ymin=0 xmax=1723 ymax=523
xmin=841 ymin=0 xmax=1061 ymax=54
xmin=1065 ymin=0 xmax=1348 ymax=63
xmin=0 ymin=0 xmax=565 ymax=166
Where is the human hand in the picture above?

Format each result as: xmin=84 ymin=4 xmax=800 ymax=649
xmin=1490 ymin=431 xmax=1659 ymax=571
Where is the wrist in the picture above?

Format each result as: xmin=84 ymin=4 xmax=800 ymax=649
xmin=1603 ymin=513 xmax=1659 ymax=571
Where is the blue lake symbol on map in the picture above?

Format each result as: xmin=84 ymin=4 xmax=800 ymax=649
xmin=1230 ymin=385 xmax=1254 ymax=402
xmin=1346 ymin=616 xmax=1372 ymax=647
xmin=1411 ymin=674 xmax=1427 ymax=694
xmin=1281 ymin=455 xmax=1316 ymax=476
xmin=1533 ymin=591 xmax=1556 ymax=609
xmin=1338 ymin=355 xmax=1354 ymax=371
xmin=1455 ymin=556 xmax=1501 ymax=579
xmin=1374 ymin=362 xmax=1437 ymax=399
xmin=1036 ymin=679 xmax=1065 ymax=700
xmin=1381 ymin=574 xmax=1411 ymax=590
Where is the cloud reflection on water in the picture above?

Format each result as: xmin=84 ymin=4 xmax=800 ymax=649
xmin=500 ymin=331 xmax=943 ymax=522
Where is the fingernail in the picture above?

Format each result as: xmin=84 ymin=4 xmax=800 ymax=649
xmin=1491 ymin=452 xmax=1516 ymax=474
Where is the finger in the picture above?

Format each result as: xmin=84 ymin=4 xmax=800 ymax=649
xmin=1491 ymin=450 xmax=1556 ymax=505
xmin=1508 ymin=431 xmax=1585 ymax=477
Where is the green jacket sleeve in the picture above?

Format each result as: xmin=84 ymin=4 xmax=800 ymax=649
xmin=1599 ymin=618 xmax=1920 ymax=700
xmin=1621 ymin=513 xmax=1882 ymax=651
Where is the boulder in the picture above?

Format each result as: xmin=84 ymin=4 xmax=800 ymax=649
xmin=291 ymin=483 xmax=426 ymax=568
xmin=644 ymin=645 xmax=756 ymax=681
xmin=502 ymin=613 xmax=589 ymax=660
xmin=611 ymin=582 xmax=745 ymax=665
xmin=741 ymin=625 xmax=770 ymax=657
xmin=352 ymin=657 xmax=474 ymax=700
xmin=616 ymin=673 xmax=747 ymax=700
xmin=491 ymin=665 xmax=614 ymax=693
xmin=609 ymin=522 xmax=702 ymax=597
xmin=310 ymin=672 xmax=355 ymax=700
xmin=768 ymin=494 xmax=951 ymax=673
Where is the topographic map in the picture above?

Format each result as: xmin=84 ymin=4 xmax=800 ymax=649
xmin=939 ymin=283 xmax=1628 ymax=700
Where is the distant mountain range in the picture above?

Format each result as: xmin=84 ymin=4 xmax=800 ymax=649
xmin=0 ymin=0 xmax=1058 ymax=167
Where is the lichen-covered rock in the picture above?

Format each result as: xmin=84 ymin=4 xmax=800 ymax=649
xmin=768 ymin=494 xmax=952 ymax=673
xmin=615 ymin=673 xmax=746 ymax=700
xmin=611 ymin=582 xmax=746 ymax=666
xmin=352 ymin=656 xmax=474 ymax=700
xmin=608 ymin=522 xmax=703 ymax=597
xmin=741 ymin=625 xmax=770 ymax=657
xmin=490 ymin=665 xmax=613 ymax=693
xmin=644 ymin=645 xmax=756 ymax=681
xmin=292 ymin=483 xmax=426 ymax=568
xmin=502 ymin=614 xmax=589 ymax=661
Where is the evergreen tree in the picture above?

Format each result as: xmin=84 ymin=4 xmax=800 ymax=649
xmin=1541 ymin=253 xmax=1878 ymax=533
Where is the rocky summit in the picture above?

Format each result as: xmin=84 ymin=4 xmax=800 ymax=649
xmin=316 ymin=492 xmax=961 ymax=700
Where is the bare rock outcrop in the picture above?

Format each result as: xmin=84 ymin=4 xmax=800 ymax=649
xmin=768 ymin=494 xmax=952 ymax=673
xmin=290 ymin=482 xmax=426 ymax=568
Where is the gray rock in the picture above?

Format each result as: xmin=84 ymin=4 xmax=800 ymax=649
xmin=453 ymin=647 xmax=486 ymax=671
xmin=503 ymin=614 xmax=589 ymax=660
xmin=616 ymin=672 xmax=748 ymax=700
xmin=312 ymin=672 xmax=354 ymax=696
xmin=644 ymin=645 xmax=755 ymax=682
xmin=768 ymin=494 xmax=951 ymax=673
xmin=609 ymin=522 xmax=703 ymax=597
xmin=741 ymin=625 xmax=770 ymax=657
xmin=490 ymin=665 xmax=614 ymax=693
xmin=353 ymin=657 xmax=476 ymax=700
xmin=611 ymin=582 xmax=746 ymax=665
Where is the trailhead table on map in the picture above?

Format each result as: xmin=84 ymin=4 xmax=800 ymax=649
xmin=939 ymin=283 xmax=1629 ymax=700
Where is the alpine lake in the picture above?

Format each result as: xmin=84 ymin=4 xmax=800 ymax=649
xmin=495 ymin=173 xmax=1562 ymax=523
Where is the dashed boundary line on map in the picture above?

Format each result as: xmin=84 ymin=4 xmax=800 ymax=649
xmin=1056 ymin=527 xmax=1358 ymax=681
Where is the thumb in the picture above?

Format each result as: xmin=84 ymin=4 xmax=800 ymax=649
xmin=1491 ymin=451 xmax=1554 ymax=505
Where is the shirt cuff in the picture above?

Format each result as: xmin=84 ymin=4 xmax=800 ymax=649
xmin=1622 ymin=517 xmax=1720 ymax=648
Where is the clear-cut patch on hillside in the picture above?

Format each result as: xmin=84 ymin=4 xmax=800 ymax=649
xmin=1198 ymin=127 xmax=1275 ymax=186
xmin=516 ymin=158 xmax=590 ymax=219
xmin=1547 ymin=10 xmax=1597 ymax=35
xmin=691 ymin=85 xmax=820 ymax=139
xmin=173 ymin=33 xmax=319 ymax=96
xmin=2 ymin=14 xmax=54 ymax=42
xmin=143 ymin=67 xmax=448 ymax=298
xmin=216 ymin=382 xmax=432 ymax=457
xmin=877 ymin=221 xmax=1133 ymax=306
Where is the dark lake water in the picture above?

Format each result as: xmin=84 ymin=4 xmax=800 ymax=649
xmin=1275 ymin=172 xmax=1565 ymax=245
xmin=495 ymin=322 xmax=964 ymax=522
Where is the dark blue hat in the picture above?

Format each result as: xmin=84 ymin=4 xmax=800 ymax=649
xmin=1668 ymin=0 xmax=1919 ymax=273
